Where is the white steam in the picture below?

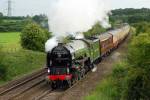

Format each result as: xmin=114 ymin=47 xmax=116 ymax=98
xmin=45 ymin=0 xmax=111 ymax=52
xmin=48 ymin=0 xmax=111 ymax=36
xmin=45 ymin=37 xmax=58 ymax=52
xmin=75 ymin=33 xmax=84 ymax=39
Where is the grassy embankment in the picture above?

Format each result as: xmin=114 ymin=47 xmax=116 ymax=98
xmin=85 ymin=25 xmax=150 ymax=99
xmin=85 ymin=62 xmax=127 ymax=100
xmin=0 ymin=32 xmax=45 ymax=85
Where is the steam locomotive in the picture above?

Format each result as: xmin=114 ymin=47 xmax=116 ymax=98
xmin=46 ymin=24 xmax=130 ymax=89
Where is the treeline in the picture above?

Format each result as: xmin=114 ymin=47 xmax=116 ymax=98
xmin=110 ymin=8 xmax=150 ymax=24
xmin=0 ymin=18 xmax=27 ymax=32
xmin=0 ymin=13 xmax=48 ymax=32
xmin=110 ymin=9 xmax=150 ymax=99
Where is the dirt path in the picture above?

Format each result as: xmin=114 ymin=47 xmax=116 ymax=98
xmin=40 ymin=36 xmax=130 ymax=100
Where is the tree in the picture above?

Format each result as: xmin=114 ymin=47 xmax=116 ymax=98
xmin=0 ymin=12 xmax=3 ymax=17
xmin=133 ymin=22 xmax=150 ymax=35
xmin=84 ymin=23 xmax=106 ymax=37
xmin=110 ymin=8 xmax=150 ymax=24
xmin=32 ymin=14 xmax=49 ymax=29
xmin=0 ymin=12 xmax=3 ymax=23
xmin=21 ymin=23 xmax=51 ymax=52
xmin=122 ymin=32 xmax=150 ymax=100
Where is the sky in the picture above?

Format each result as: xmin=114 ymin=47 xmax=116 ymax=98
xmin=0 ymin=0 xmax=150 ymax=16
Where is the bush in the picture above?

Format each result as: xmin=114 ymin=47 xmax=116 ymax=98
xmin=122 ymin=68 xmax=150 ymax=100
xmin=112 ymin=62 xmax=128 ymax=78
xmin=110 ymin=62 xmax=128 ymax=99
xmin=21 ymin=23 xmax=51 ymax=52
xmin=132 ymin=22 xmax=150 ymax=35
xmin=85 ymin=78 xmax=119 ymax=100
xmin=127 ymin=33 xmax=150 ymax=69
xmin=83 ymin=23 xmax=106 ymax=37
xmin=0 ymin=62 xmax=7 ymax=80
xmin=122 ymin=32 xmax=150 ymax=100
xmin=0 ymin=46 xmax=7 ymax=80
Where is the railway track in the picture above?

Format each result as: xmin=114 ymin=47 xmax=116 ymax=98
xmin=0 ymin=69 xmax=47 ymax=99
xmin=34 ymin=89 xmax=53 ymax=100
xmin=35 ymin=72 xmax=91 ymax=100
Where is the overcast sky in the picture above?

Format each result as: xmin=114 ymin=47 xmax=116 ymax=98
xmin=0 ymin=0 xmax=150 ymax=16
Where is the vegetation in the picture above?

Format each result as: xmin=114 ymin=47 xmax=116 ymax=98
xmin=32 ymin=14 xmax=49 ymax=29
xmin=0 ymin=49 xmax=45 ymax=85
xmin=132 ymin=22 xmax=150 ymax=36
xmin=0 ymin=12 xmax=3 ymax=17
xmin=84 ymin=23 xmax=106 ymax=37
xmin=85 ymin=29 xmax=150 ymax=99
xmin=0 ymin=8 xmax=150 ymax=99
xmin=110 ymin=8 xmax=150 ymax=26
xmin=21 ymin=23 xmax=51 ymax=52
xmin=0 ymin=46 xmax=7 ymax=80
xmin=0 ymin=31 xmax=46 ymax=85
xmin=0 ymin=13 xmax=50 ymax=85
xmin=0 ymin=12 xmax=49 ymax=32
xmin=0 ymin=15 xmax=28 ymax=32
xmin=0 ymin=32 xmax=21 ymax=51
xmin=85 ymin=8 xmax=150 ymax=100
xmin=85 ymin=62 xmax=128 ymax=100
xmin=123 ymin=32 xmax=150 ymax=99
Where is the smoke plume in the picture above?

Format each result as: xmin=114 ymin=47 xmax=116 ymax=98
xmin=45 ymin=0 xmax=111 ymax=52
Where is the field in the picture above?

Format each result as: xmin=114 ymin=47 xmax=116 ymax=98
xmin=0 ymin=32 xmax=46 ymax=85
xmin=0 ymin=32 xmax=21 ymax=52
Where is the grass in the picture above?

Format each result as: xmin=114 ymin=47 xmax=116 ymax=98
xmin=0 ymin=32 xmax=46 ymax=85
xmin=0 ymin=32 xmax=21 ymax=52
xmin=85 ymin=78 xmax=118 ymax=100
xmin=85 ymin=62 xmax=128 ymax=100
xmin=0 ymin=49 xmax=46 ymax=85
